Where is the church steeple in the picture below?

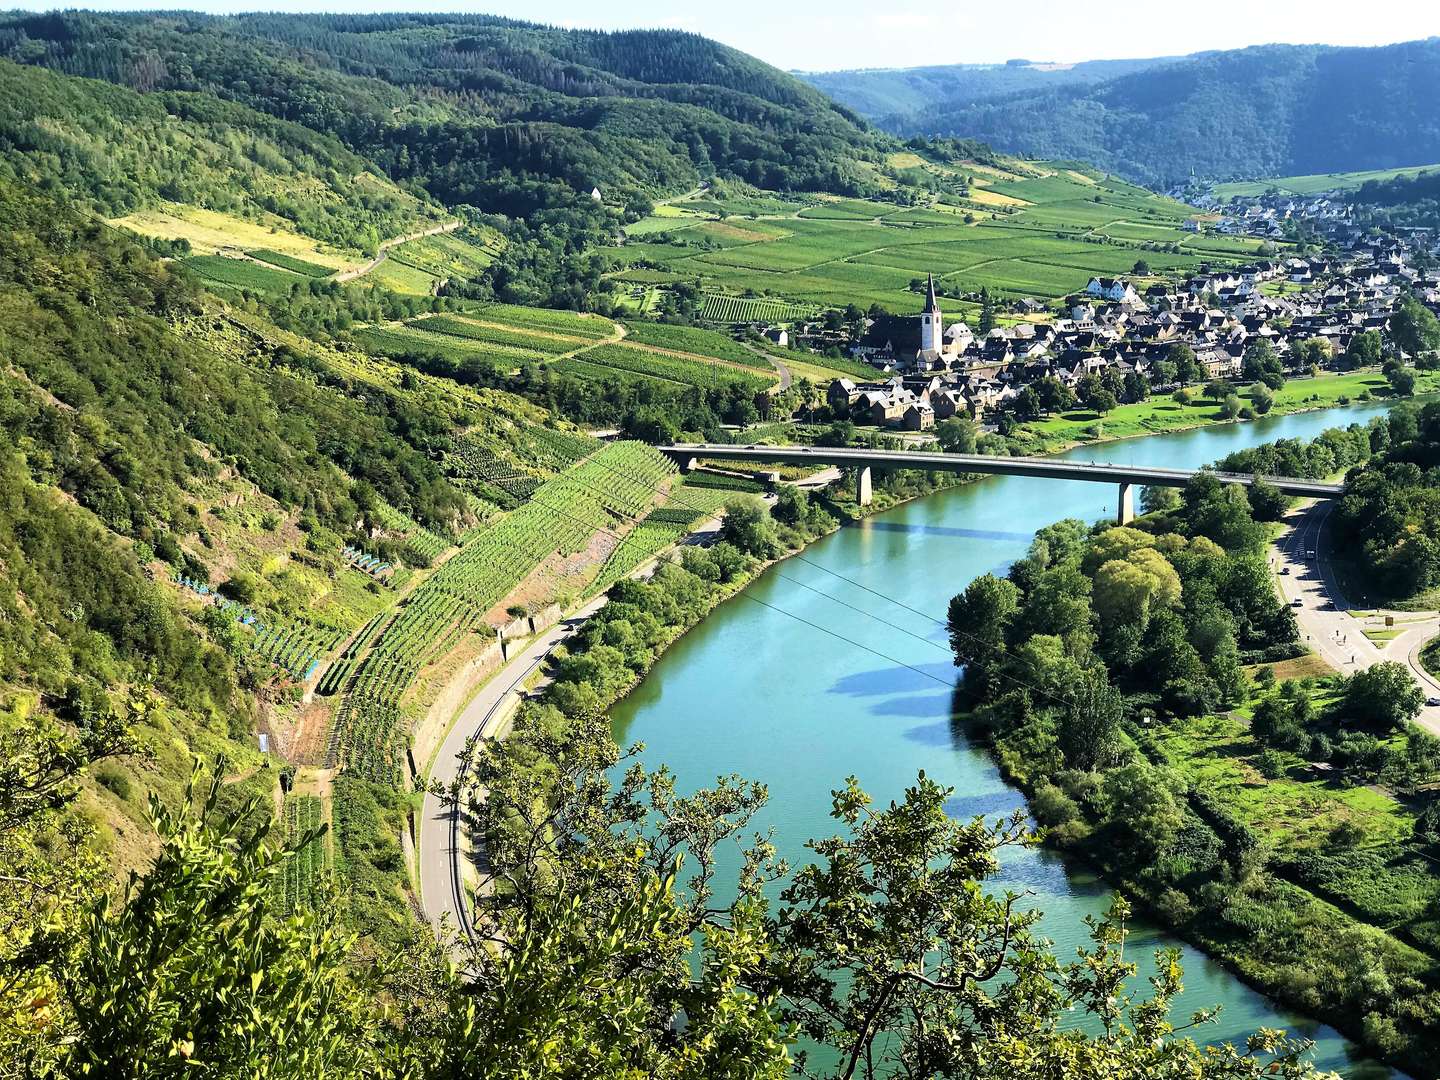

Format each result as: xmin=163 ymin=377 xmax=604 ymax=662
xmin=918 ymin=272 xmax=943 ymax=355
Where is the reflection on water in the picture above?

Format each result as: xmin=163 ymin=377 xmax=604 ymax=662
xmin=612 ymin=402 xmax=1407 ymax=1078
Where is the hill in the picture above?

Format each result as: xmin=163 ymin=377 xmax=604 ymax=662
xmin=884 ymin=39 xmax=1440 ymax=188
xmin=799 ymin=55 xmax=1174 ymax=119
xmin=0 ymin=11 xmax=891 ymax=214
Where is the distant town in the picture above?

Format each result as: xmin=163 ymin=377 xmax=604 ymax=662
xmin=790 ymin=211 xmax=1438 ymax=433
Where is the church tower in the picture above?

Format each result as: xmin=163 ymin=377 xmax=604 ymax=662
xmin=919 ymin=273 xmax=943 ymax=354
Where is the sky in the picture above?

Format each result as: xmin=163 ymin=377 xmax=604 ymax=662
xmin=20 ymin=0 xmax=1440 ymax=71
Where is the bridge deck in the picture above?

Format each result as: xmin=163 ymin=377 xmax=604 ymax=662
xmin=661 ymin=444 xmax=1343 ymax=498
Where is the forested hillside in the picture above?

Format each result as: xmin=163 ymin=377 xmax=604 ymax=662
xmin=0 ymin=58 xmax=442 ymax=255
xmin=800 ymin=55 xmax=1173 ymax=119
xmin=0 ymin=12 xmax=890 ymax=214
xmin=886 ymin=39 xmax=1440 ymax=187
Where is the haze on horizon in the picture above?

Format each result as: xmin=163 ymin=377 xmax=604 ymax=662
xmin=16 ymin=0 xmax=1440 ymax=71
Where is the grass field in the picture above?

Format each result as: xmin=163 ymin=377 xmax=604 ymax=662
xmin=112 ymin=205 xmax=354 ymax=267
xmin=1020 ymin=369 xmax=1437 ymax=444
xmin=614 ymin=168 xmax=1258 ymax=314
xmin=1212 ymin=163 xmax=1440 ymax=201
xmin=619 ymin=321 xmax=771 ymax=368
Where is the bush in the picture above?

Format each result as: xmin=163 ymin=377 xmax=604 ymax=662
xmin=96 ymin=764 xmax=133 ymax=802
xmin=1256 ymin=748 xmax=1288 ymax=779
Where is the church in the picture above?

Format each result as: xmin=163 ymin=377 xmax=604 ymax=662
xmin=855 ymin=273 xmax=972 ymax=372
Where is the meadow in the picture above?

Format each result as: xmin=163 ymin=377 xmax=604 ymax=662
xmin=1212 ymin=162 xmax=1440 ymax=201
xmin=617 ymin=166 xmax=1270 ymax=316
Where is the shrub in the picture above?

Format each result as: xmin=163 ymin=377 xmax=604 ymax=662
xmin=96 ymin=764 xmax=133 ymax=802
xmin=1256 ymin=748 xmax=1287 ymax=779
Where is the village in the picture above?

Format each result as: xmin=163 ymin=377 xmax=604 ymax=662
xmin=812 ymin=227 xmax=1440 ymax=433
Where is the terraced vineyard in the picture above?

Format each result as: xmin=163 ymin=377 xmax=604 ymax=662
xmin=249 ymin=249 xmax=333 ymax=277
xmin=352 ymin=325 xmax=521 ymax=369
xmin=373 ymin=502 xmax=452 ymax=565
xmin=184 ymin=254 xmax=305 ymax=294
xmin=700 ymin=293 xmax=815 ymax=323
xmin=448 ymin=435 xmax=543 ymax=504
xmin=567 ymin=343 xmax=773 ymax=392
xmin=273 ymin=794 xmax=329 ymax=914
xmin=388 ymin=229 xmax=497 ymax=278
xmin=326 ymin=442 xmax=674 ymax=777
xmin=417 ymin=315 xmax=577 ymax=355
xmin=619 ymin=321 xmax=772 ymax=369
xmin=452 ymin=301 xmax=616 ymax=339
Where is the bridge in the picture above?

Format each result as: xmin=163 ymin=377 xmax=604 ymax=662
xmin=659 ymin=444 xmax=1344 ymax=524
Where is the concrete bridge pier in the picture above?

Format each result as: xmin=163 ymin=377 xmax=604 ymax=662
xmin=1117 ymin=482 xmax=1135 ymax=525
xmin=679 ymin=456 xmax=700 ymax=473
xmin=857 ymin=466 xmax=873 ymax=507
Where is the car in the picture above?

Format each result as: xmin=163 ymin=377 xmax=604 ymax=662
xmin=1280 ymin=566 xmax=1291 ymax=576
xmin=1306 ymin=549 xmax=1316 ymax=558
xmin=1292 ymin=598 xmax=1304 ymax=607
xmin=1429 ymin=697 xmax=1440 ymax=708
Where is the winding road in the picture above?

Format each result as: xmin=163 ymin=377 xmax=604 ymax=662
xmin=333 ymin=220 xmax=461 ymax=283
xmin=1272 ymin=500 xmax=1440 ymax=734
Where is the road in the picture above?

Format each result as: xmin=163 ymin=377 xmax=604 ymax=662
xmin=418 ymin=593 xmax=610 ymax=943
xmin=1271 ymin=500 xmax=1440 ymax=734
xmin=418 ymin=511 xmax=726 ymax=944
xmin=333 ymin=220 xmax=461 ymax=283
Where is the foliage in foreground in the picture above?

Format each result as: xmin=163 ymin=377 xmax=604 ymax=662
xmin=0 ymin=692 xmax=1336 ymax=1077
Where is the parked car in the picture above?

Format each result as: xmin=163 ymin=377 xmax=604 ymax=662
xmin=1280 ymin=566 xmax=1291 ymax=576
xmin=1292 ymin=598 xmax=1304 ymax=607
xmin=1429 ymin=697 xmax=1440 ymax=708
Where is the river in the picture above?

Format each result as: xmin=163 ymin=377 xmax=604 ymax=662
xmin=612 ymin=402 xmax=1408 ymax=1078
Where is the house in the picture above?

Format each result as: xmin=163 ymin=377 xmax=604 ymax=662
xmin=589 ymin=186 xmax=603 ymax=202
xmin=1085 ymin=277 xmax=1141 ymax=304
xmin=901 ymin=403 xmax=935 ymax=431
xmin=826 ymin=378 xmax=859 ymax=413
xmin=762 ymin=326 xmax=789 ymax=347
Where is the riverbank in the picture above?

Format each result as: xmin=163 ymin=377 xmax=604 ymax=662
xmin=1014 ymin=367 xmax=1440 ymax=448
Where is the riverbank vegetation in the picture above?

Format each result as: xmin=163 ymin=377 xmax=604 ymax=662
xmin=948 ymin=459 xmax=1440 ymax=1073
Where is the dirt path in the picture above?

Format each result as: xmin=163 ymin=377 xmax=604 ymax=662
xmin=333 ymin=220 xmax=462 ymax=283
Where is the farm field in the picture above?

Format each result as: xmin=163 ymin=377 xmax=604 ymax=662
xmin=183 ymin=254 xmax=309 ymax=295
xmin=1212 ymin=162 xmax=1440 ymax=201
xmin=614 ymin=168 xmax=1266 ymax=314
xmin=562 ymin=343 xmax=773 ymax=393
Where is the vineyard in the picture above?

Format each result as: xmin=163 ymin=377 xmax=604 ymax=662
xmin=448 ymin=436 xmax=543 ymax=504
xmin=699 ymin=293 xmax=814 ymax=324
xmin=248 ymin=249 xmax=333 ymax=277
xmin=273 ymin=794 xmax=329 ymax=914
xmin=326 ymin=442 xmax=675 ymax=776
xmin=452 ymin=301 xmax=616 ymax=339
xmin=173 ymin=573 xmax=341 ymax=682
xmin=416 ymin=315 xmax=576 ymax=355
xmin=618 ymin=321 xmax=771 ymax=369
xmin=388 ymin=230 xmax=497 ymax=279
xmin=373 ymin=502 xmax=452 ymax=565
xmin=184 ymin=254 xmax=305 ymax=294
xmin=569 ymin=344 xmax=772 ymax=393
xmin=353 ymin=325 xmax=529 ymax=369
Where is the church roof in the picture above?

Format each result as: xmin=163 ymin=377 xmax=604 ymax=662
xmin=924 ymin=273 xmax=941 ymax=314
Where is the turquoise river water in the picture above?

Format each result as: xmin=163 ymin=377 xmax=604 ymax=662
xmin=612 ymin=402 xmax=1415 ymax=1078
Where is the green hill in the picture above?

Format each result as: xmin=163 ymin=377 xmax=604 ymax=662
xmin=0 ymin=11 xmax=891 ymax=214
xmin=884 ymin=39 xmax=1440 ymax=188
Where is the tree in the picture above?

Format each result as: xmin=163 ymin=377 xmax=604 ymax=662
xmin=1344 ymin=661 xmax=1424 ymax=730
xmin=1387 ymin=365 xmax=1417 ymax=396
xmin=1291 ymin=337 xmax=1332 ymax=374
xmin=1141 ymin=485 xmax=1182 ymax=514
xmin=1090 ymin=388 xmax=1119 ymax=415
xmin=1168 ymin=342 xmax=1202 ymax=386
xmin=1249 ymin=381 xmax=1274 ymax=414
xmin=1346 ymin=328 xmax=1383 ymax=369
xmin=1221 ymin=394 xmax=1242 ymax=419
xmin=719 ymin=496 xmax=779 ymax=558
xmin=948 ymin=574 xmax=1019 ymax=701
xmin=1391 ymin=296 xmax=1440 ymax=361
xmin=1059 ymin=670 xmax=1126 ymax=770
xmin=1204 ymin=379 xmax=1233 ymax=403
xmin=1242 ymin=338 xmax=1284 ymax=386
xmin=978 ymin=287 xmax=996 ymax=334
xmin=1132 ymin=258 xmax=1151 ymax=275
xmin=1035 ymin=375 xmax=1076 ymax=415
xmin=934 ymin=416 xmax=978 ymax=453
xmin=1246 ymin=478 xmax=1290 ymax=521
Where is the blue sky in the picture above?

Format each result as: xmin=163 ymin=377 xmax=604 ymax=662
xmin=21 ymin=0 xmax=1440 ymax=71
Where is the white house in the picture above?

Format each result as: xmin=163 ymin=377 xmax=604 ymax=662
xmin=1085 ymin=277 xmax=1141 ymax=304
